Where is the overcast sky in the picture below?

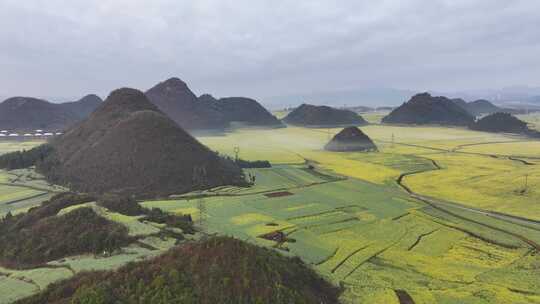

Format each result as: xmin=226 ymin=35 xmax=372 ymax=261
xmin=1 ymin=0 xmax=539 ymax=102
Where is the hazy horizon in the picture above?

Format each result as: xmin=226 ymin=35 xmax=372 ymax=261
xmin=1 ymin=1 xmax=539 ymax=105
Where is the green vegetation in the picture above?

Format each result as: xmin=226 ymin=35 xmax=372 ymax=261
xmin=0 ymin=144 xmax=53 ymax=170
xmin=2 ymin=118 xmax=540 ymax=304
xmin=142 ymin=163 xmax=540 ymax=303
xmin=0 ymin=193 xmax=135 ymax=268
xmin=17 ymin=237 xmax=341 ymax=304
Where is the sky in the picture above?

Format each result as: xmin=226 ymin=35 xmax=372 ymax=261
xmin=0 ymin=0 xmax=539 ymax=103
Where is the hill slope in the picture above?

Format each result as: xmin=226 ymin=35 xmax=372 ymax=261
xmin=283 ymin=104 xmax=367 ymax=127
xmin=325 ymin=127 xmax=377 ymax=152
xmin=38 ymin=88 xmax=244 ymax=197
xmin=382 ymin=93 xmax=474 ymax=126
xmin=17 ymin=237 xmax=340 ymax=304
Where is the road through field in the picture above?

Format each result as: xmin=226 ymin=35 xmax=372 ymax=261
xmin=395 ymin=156 xmax=540 ymax=251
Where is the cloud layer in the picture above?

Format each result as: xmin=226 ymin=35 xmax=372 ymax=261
xmin=0 ymin=0 xmax=539 ymax=101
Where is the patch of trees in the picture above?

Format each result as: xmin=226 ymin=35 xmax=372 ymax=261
xmin=235 ymin=158 xmax=272 ymax=168
xmin=97 ymin=194 xmax=146 ymax=216
xmin=96 ymin=194 xmax=195 ymax=234
xmin=142 ymin=208 xmax=195 ymax=234
xmin=2 ymin=192 xmax=95 ymax=230
xmin=0 ymin=144 xmax=53 ymax=170
xmin=0 ymin=204 xmax=133 ymax=269
xmin=16 ymin=237 xmax=341 ymax=304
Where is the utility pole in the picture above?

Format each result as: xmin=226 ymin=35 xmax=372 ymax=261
xmin=193 ymin=166 xmax=207 ymax=234
xmin=391 ymin=133 xmax=395 ymax=148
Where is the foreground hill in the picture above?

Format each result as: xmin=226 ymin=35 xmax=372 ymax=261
xmin=146 ymin=77 xmax=281 ymax=130
xmin=37 ymin=88 xmax=244 ymax=197
xmin=325 ymin=127 xmax=377 ymax=152
xmin=382 ymin=93 xmax=474 ymax=126
xmin=283 ymin=104 xmax=367 ymax=127
xmin=0 ymin=95 xmax=102 ymax=131
xmin=17 ymin=237 xmax=340 ymax=304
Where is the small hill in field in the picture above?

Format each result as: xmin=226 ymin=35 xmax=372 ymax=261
xmin=200 ymin=95 xmax=282 ymax=127
xmin=37 ymin=88 xmax=244 ymax=197
xmin=283 ymin=104 xmax=367 ymax=127
xmin=0 ymin=95 xmax=102 ymax=131
xmin=453 ymin=98 xmax=501 ymax=116
xmin=470 ymin=112 xmax=533 ymax=135
xmin=17 ymin=237 xmax=340 ymax=304
xmin=325 ymin=127 xmax=377 ymax=152
xmin=465 ymin=99 xmax=501 ymax=116
xmin=382 ymin=93 xmax=474 ymax=126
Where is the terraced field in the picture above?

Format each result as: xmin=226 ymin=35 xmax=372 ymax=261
xmin=0 ymin=167 xmax=68 ymax=218
xmin=143 ymin=165 xmax=540 ymax=304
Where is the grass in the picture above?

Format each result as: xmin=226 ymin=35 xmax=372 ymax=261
xmin=0 ymin=276 xmax=37 ymax=304
xmin=517 ymin=112 xmax=540 ymax=131
xmin=58 ymin=202 xmax=161 ymax=237
xmin=0 ymin=141 xmax=44 ymax=156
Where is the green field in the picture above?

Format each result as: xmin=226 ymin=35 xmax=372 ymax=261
xmin=1 ymin=121 xmax=540 ymax=304
xmin=143 ymin=165 xmax=540 ymax=304
xmin=197 ymin=124 xmax=540 ymax=220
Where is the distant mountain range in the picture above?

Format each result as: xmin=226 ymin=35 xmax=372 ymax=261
xmin=263 ymin=88 xmax=416 ymax=109
xmin=262 ymin=86 xmax=540 ymax=110
xmin=0 ymin=94 xmax=102 ymax=131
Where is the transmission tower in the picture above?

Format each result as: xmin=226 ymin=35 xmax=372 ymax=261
xmin=233 ymin=146 xmax=240 ymax=162
xmin=192 ymin=166 xmax=208 ymax=233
